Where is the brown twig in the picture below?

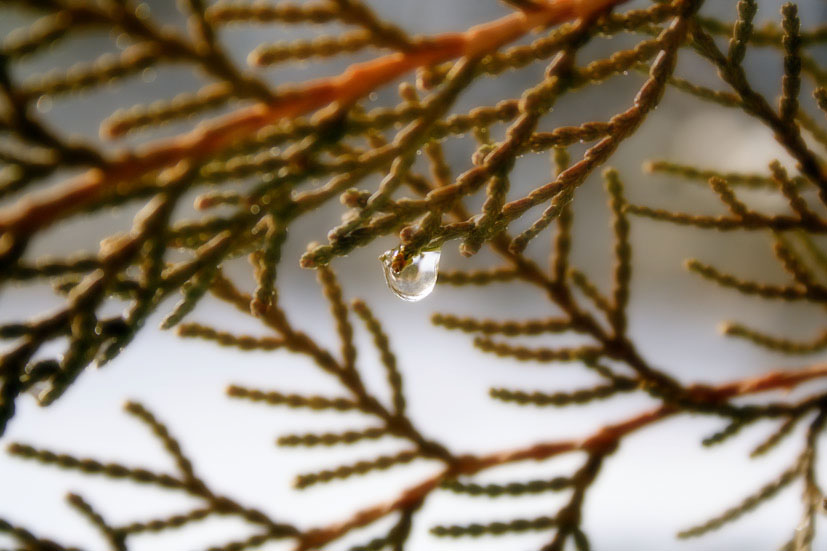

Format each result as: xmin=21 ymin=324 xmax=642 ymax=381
xmin=295 ymin=362 xmax=827 ymax=550
xmin=0 ymin=0 xmax=629 ymax=241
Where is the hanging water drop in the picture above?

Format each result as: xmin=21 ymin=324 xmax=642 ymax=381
xmin=36 ymin=95 xmax=53 ymax=113
xmin=380 ymin=247 xmax=440 ymax=302
xmin=141 ymin=68 xmax=157 ymax=83
xmin=134 ymin=2 xmax=151 ymax=19
xmin=115 ymin=33 xmax=130 ymax=50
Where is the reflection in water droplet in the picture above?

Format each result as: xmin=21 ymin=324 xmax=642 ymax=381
xmin=115 ymin=33 xmax=130 ymax=50
xmin=36 ymin=95 xmax=53 ymax=113
xmin=135 ymin=2 xmax=151 ymax=19
xmin=381 ymin=247 xmax=440 ymax=302
xmin=141 ymin=68 xmax=157 ymax=83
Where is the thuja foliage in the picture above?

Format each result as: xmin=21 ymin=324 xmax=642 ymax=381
xmin=1 ymin=0 xmax=827 ymax=549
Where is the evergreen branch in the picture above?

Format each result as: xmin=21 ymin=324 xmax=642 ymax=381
xmin=296 ymin=363 xmax=827 ymax=550
xmin=461 ymin=173 xmax=511 ymax=256
xmin=771 ymin=161 xmax=816 ymax=221
xmin=686 ymin=258 xmax=823 ymax=301
xmin=568 ymin=268 xmax=613 ymax=313
xmin=351 ymin=299 xmax=406 ymax=415
xmin=550 ymin=147 xmax=573 ymax=283
xmin=626 ymin=204 xmax=827 ymax=232
xmin=677 ymin=456 xmax=802 ymax=538
xmin=721 ymin=323 xmax=827 ymax=354
xmin=203 ymin=532 xmax=284 ymax=551
xmin=226 ymin=385 xmax=363 ymax=412
xmin=751 ymin=415 xmax=801 ymax=458
xmin=425 ymin=4 xmax=681 ymax=85
xmin=2 ymin=9 xmax=105 ymax=58
xmin=789 ymin=410 xmax=827 ymax=550
xmin=605 ymin=169 xmax=631 ymax=333
xmin=708 ymin=177 xmax=750 ymax=218
xmin=490 ymin=380 xmax=637 ymax=406
xmin=701 ymin=417 xmax=753 ymax=447
xmin=5 ymin=0 xmax=827 ymax=549
xmin=797 ymin=109 xmax=827 ymax=151
xmin=688 ymin=20 xmax=827 ymax=204
xmin=437 ymin=266 xmax=521 ymax=285
xmin=642 ymin=67 xmax=743 ymax=108
xmin=772 ymin=235 xmax=817 ymax=289
xmin=0 ymin=517 xmax=82 ymax=551
xmin=474 ymin=338 xmax=603 ymax=363
xmin=294 ymin=450 xmax=421 ymax=489
xmin=251 ymin=214 xmax=289 ymax=317
xmin=346 ymin=503 xmax=422 ymax=551
xmin=250 ymin=30 xmax=377 ymax=67
xmin=502 ymin=2 xmax=699 ymax=245
xmin=277 ymin=427 xmax=389 ymax=448
xmin=66 ymin=494 xmax=125 ymax=551
xmin=441 ymin=476 xmax=572 ymax=497
xmin=123 ymin=401 xmax=199 ymax=485
xmin=205 ymin=2 xmax=341 ymax=26
xmin=19 ymin=43 xmax=161 ymax=100
xmin=0 ymin=0 xmax=632 ymax=242
xmin=317 ymin=266 xmax=358 ymax=372
xmin=780 ymin=3 xmax=802 ymax=124
xmin=103 ymin=83 xmax=234 ymax=139
xmin=432 ymin=313 xmax=574 ymax=335
xmin=6 ymin=443 xmax=187 ymax=490
xmin=540 ymin=452 xmax=608 ymax=550
xmin=117 ymin=507 xmax=214 ymax=535
xmin=176 ymin=323 xmax=285 ymax=351
xmin=697 ymin=15 xmax=827 ymax=48
xmin=160 ymin=262 xmax=223 ymax=329
xmin=727 ymin=0 xmax=756 ymax=67
xmin=6 ymin=255 xmax=101 ymax=281
xmin=431 ymin=515 xmax=557 ymax=537
xmin=644 ymin=159 xmax=808 ymax=189
xmin=796 ymin=231 xmax=827 ymax=275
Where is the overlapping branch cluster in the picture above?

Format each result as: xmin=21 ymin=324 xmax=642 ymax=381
xmin=2 ymin=0 xmax=827 ymax=549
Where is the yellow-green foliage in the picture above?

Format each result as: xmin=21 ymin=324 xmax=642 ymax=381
xmin=1 ymin=0 xmax=827 ymax=550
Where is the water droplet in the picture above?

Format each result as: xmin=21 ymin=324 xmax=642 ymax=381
xmin=369 ymin=92 xmax=378 ymax=102
xmin=36 ymin=95 xmax=52 ymax=113
xmin=115 ymin=33 xmax=130 ymax=50
xmin=135 ymin=3 xmax=151 ymax=19
xmin=250 ymin=204 xmax=261 ymax=214
xmin=380 ymin=247 xmax=440 ymax=302
xmin=141 ymin=68 xmax=157 ymax=83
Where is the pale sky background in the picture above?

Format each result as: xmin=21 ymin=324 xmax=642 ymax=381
xmin=2 ymin=1 xmax=827 ymax=550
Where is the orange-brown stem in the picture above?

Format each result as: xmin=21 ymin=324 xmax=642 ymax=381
xmin=0 ymin=0 xmax=628 ymax=239
xmin=295 ymin=362 xmax=827 ymax=550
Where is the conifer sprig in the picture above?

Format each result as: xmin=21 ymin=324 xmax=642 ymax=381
xmin=3 ymin=0 xmax=827 ymax=549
